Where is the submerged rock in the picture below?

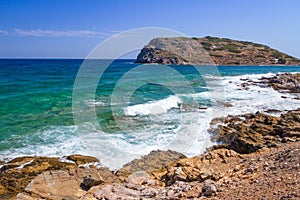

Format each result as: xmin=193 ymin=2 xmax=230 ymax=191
xmin=259 ymin=73 xmax=300 ymax=93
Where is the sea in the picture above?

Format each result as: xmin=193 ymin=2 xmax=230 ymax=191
xmin=1 ymin=59 xmax=300 ymax=169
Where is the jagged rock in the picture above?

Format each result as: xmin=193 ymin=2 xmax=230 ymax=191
xmin=0 ymin=156 xmax=75 ymax=199
xmin=93 ymin=184 xmax=142 ymax=199
xmin=17 ymin=165 xmax=118 ymax=200
xmin=210 ymin=109 xmax=300 ymax=154
xmin=148 ymin=147 xmax=237 ymax=188
xmin=160 ymin=156 xmax=220 ymax=186
xmin=159 ymin=181 xmax=197 ymax=199
xmin=88 ymin=181 xmax=199 ymax=200
xmin=118 ymin=150 xmax=186 ymax=176
xmin=0 ymin=155 xmax=118 ymax=200
xmin=259 ymin=73 xmax=300 ymax=93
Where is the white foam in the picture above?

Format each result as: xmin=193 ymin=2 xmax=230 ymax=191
xmin=124 ymin=95 xmax=182 ymax=116
xmin=85 ymin=99 xmax=106 ymax=106
xmin=16 ymin=159 xmax=34 ymax=169
xmin=168 ymin=72 xmax=300 ymax=156
xmin=0 ymin=126 xmax=91 ymax=163
xmin=218 ymin=73 xmax=300 ymax=116
xmin=1 ymin=72 xmax=299 ymax=170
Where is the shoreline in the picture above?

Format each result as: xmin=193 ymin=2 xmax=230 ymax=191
xmin=2 ymin=109 xmax=299 ymax=199
xmin=0 ymin=73 xmax=299 ymax=199
xmin=2 ymin=70 xmax=298 ymax=169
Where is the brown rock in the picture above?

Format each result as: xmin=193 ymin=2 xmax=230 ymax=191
xmin=210 ymin=109 xmax=300 ymax=154
xmin=82 ymin=174 xmax=103 ymax=190
xmin=24 ymin=170 xmax=81 ymax=199
xmin=201 ymin=179 xmax=217 ymax=197
xmin=118 ymin=150 xmax=186 ymax=176
xmin=259 ymin=73 xmax=300 ymax=93
xmin=93 ymin=184 xmax=141 ymax=199
xmin=66 ymin=155 xmax=99 ymax=165
xmin=16 ymin=193 xmax=41 ymax=200
xmin=126 ymin=171 xmax=156 ymax=186
xmin=160 ymin=156 xmax=221 ymax=186
xmin=0 ymin=155 xmax=117 ymax=199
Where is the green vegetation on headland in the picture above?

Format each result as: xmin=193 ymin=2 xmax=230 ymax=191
xmin=136 ymin=36 xmax=300 ymax=66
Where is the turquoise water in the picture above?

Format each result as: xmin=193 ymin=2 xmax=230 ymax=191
xmin=1 ymin=59 xmax=300 ymax=167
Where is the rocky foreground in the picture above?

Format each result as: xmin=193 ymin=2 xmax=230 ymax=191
xmin=1 ymin=73 xmax=300 ymax=200
xmin=136 ymin=36 xmax=300 ymax=66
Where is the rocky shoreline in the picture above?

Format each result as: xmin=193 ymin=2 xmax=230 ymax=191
xmin=1 ymin=73 xmax=300 ymax=200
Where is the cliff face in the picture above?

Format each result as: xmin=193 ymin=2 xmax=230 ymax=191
xmin=136 ymin=36 xmax=300 ymax=65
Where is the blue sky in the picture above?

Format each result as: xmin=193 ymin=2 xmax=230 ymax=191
xmin=1 ymin=0 xmax=300 ymax=58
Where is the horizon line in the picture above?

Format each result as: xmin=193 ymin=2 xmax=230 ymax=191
xmin=0 ymin=57 xmax=136 ymax=59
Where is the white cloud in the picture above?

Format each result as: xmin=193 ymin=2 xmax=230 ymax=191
xmin=0 ymin=30 xmax=8 ymax=35
xmin=12 ymin=29 xmax=111 ymax=37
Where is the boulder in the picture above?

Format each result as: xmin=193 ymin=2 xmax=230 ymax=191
xmin=118 ymin=150 xmax=186 ymax=176
xmin=201 ymin=179 xmax=217 ymax=197
xmin=24 ymin=170 xmax=82 ymax=199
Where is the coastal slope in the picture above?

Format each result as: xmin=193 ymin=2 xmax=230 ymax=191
xmin=136 ymin=36 xmax=300 ymax=65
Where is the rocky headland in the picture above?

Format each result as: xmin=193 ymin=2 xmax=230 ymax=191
xmin=0 ymin=73 xmax=299 ymax=200
xmin=136 ymin=36 xmax=300 ymax=66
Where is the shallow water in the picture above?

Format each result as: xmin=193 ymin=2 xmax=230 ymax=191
xmin=1 ymin=59 xmax=300 ymax=168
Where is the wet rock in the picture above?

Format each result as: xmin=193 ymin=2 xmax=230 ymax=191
xmin=265 ymin=109 xmax=281 ymax=113
xmin=66 ymin=154 xmax=99 ymax=165
xmin=210 ymin=109 xmax=300 ymax=154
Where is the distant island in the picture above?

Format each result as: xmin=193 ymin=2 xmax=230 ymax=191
xmin=136 ymin=36 xmax=300 ymax=66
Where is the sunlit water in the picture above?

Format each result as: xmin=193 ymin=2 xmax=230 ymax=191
xmin=1 ymin=59 xmax=300 ymax=168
